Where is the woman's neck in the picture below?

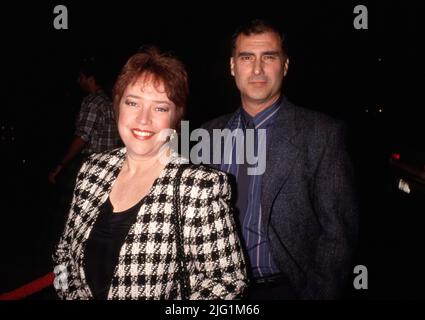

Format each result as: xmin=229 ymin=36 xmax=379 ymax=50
xmin=124 ymin=148 xmax=172 ymax=176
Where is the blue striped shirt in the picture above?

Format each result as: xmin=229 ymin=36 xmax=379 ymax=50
xmin=221 ymin=98 xmax=282 ymax=278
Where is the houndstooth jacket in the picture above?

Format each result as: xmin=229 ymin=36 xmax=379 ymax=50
xmin=52 ymin=148 xmax=248 ymax=300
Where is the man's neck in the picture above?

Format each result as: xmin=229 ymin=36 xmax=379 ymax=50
xmin=88 ymin=84 xmax=101 ymax=94
xmin=242 ymin=95 xmax=281 ymax=117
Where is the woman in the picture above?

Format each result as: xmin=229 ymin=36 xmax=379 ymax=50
xmin=53 ymin=47 xmax=247 ymax=299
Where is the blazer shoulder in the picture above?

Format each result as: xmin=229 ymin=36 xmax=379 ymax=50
xmin=181 ymin=164 xmax=230 ymax=198
xmin=75 ymin=148 xmax=124 ymax=183
xmin=283 ymin=102 xmax=346 ymax=140
xmin=83 ymin=147 xmax=125 ymax=167
xmin=290 ymin=102 xmax=343 ymax=128
xmin=184 ymin=164 xmax=228 ymax=183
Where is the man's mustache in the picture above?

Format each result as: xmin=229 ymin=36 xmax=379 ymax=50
xmin=248 ymin=77 xmax=268 ymax=82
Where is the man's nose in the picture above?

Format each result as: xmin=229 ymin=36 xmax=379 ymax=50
xmin=253 ymin=58 xmax=264 ymax=75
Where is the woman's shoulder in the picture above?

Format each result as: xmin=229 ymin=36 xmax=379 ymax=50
xmin=178 ymin=163 xmax=227 ymax=181
xmin=173 ymin=163 xmax=230 ymax=198
xmin=77 ymin=148 xmax=125 ymax=180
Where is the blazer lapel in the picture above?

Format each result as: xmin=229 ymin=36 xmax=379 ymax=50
xmin=206 ymin=103 xmax=301 ymax=223
xmin=208 ymin=111 xmax=240 ymax=170
xmin=261 ymin=98 xmax=301 ymax=223
xmin=79 ymin=149 xmax=126 ymax=231
xmin=75 ymin=149 xmax=126 ymax=298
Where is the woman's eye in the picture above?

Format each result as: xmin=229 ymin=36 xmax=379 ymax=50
xmin=124 ymin=100 xmax=138 ymax=107
xmin=155 ymin=106 xmax=169 ymax=112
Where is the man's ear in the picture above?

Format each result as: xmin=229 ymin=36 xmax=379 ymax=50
xmin=283 ymin=58 xmax=290 ymax=77
xmin=230 ymin=57 xmax=235 ymax=77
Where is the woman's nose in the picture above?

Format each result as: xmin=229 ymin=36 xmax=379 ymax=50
xmin=136 ymin=106 xmax=151 ymax=124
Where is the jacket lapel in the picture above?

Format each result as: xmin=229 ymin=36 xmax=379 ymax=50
xmin=209 ymin=111 xmax=240 ymax=170
xmin=261 ymin=98 xmax=301 ymax=223
xmin=207 ymin=102 xmax=301 ymax=222
xmin=75 ymin=149 xmax=126 ymax=298
xmin=79 ymin=149 xmax=126 ymax=230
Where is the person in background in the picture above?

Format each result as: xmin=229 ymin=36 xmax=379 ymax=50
xmin=48 ymin=58 xmax=121 ymax=185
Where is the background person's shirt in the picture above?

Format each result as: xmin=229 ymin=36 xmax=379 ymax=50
xmin=75 ymin=89 xmax=121 ymax=154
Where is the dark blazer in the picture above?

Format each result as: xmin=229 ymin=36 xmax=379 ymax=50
xmin=201 ymin=97 xmax=358 ymax=299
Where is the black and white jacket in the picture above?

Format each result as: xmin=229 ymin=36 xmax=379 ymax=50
xmin=53 ymin=148 xmax=247 ymax=299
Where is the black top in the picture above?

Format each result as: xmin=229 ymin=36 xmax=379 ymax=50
xmin=84 ymin=197 xmax=140 ymax=299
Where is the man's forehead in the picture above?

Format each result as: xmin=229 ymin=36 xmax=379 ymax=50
xmin=235 ymin=32 xmax=282 ymax=52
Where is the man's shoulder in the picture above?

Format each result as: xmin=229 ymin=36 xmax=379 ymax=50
xmin=284 ymin=99 xmax=344 ymax=130
xmin=82 ymin=90 xmax=112 ymax=107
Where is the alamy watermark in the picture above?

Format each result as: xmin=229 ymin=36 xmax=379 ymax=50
xmin=53 ymin=5 xmax=368 ymax=31
xmin=353 ymin=264 xmax=368 ymax=290
xmin=353 ymin=5 xmax=368 ymax=30
xmin=159 ymin=121 xmax=267 ymax=175
xmin=53 ymin=5 xmax=68 ymax=30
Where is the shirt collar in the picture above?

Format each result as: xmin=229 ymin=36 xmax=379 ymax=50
xmin=240 ymin=96 xmax=282 ymax=129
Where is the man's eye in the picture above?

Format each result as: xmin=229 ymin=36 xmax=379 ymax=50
xmin=263 ymin=55 xmax=276 ymax=61
xmin=240 ymin=56 xmax=253 ymax=61
xmin=125 ymin=100 xmax=137 ymax=107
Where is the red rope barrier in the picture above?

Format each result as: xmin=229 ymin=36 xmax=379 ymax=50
xmin=0 ymin=272 xmax=54 ymax=300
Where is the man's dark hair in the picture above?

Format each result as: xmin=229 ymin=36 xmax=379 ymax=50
xmin=231 ymin=19 xmax=287 ymax=58
xmin=78 ymin=56 xmax=110 ymax=88
xmin=79 ymin=57 xmax=99 ymax=78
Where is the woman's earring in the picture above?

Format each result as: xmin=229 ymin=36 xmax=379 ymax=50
xmin=169 ymin=129 xmax=177 ymax=141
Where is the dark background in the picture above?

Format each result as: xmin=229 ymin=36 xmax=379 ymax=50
xmin=0 ymin=1 xmax=424 ymax=299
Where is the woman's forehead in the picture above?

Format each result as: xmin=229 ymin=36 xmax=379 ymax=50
xmin=127 ymin=75 xmax=168 ymax=97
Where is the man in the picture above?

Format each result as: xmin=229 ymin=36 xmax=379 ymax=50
xmin=48 ymin=58 xmax=121 ymax=184
xmin=201 ymin=19 xmax=358 ymax=299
